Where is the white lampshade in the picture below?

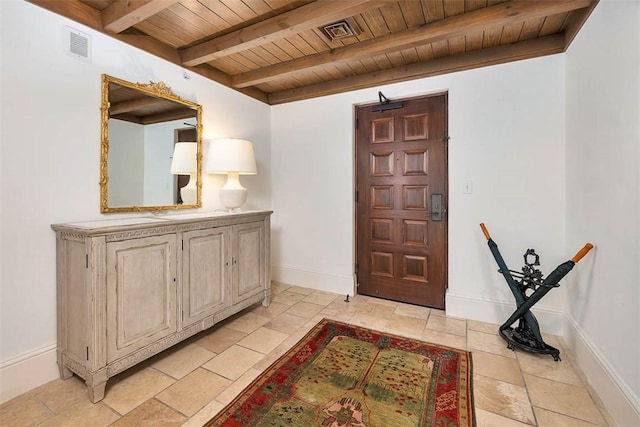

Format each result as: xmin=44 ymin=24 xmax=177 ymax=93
xmin=206 ymin=138 xmax=257 ymax=211
xmin=170 ymin=142 xmax=197 ymax=174
xmin=205 ymin=138 xmax=257 ymax=175
xmin=170 ymin=142 xmax=198 ymax=205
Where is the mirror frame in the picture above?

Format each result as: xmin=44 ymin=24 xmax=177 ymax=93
xmin=100 ymin=74 xmax=203 ymax=213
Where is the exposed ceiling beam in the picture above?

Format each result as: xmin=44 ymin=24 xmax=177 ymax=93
xmin=268 ymin=34 xmax=566 ymax=105
xmin=102 ymin=0 xmax=180 ymax=33
xmin=180 ymin=0 xmax=391 ymax=67
xmin=234 ymin=0 xmax=592 ymax=88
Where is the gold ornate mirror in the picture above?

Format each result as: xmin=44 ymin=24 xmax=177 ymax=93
xmin=100 ymin=74 xmax=202 ymax=213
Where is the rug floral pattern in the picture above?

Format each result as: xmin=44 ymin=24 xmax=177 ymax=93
xmin=205 ymin=319 xmax=474 ymax=427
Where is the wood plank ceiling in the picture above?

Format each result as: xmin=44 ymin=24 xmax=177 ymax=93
xmin=28 ymin=0 xmax=598 ymax=105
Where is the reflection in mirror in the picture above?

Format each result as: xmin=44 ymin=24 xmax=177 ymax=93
xmin=100 ymin=74 xmax=202 ymax=213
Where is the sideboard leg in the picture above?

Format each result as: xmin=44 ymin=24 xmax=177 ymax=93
xmin=88 ymin=381 xmax=107 ymax=403
xmin=59 ymin=365 xmax=73 ymax=380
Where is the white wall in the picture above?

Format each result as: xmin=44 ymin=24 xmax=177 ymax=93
xmin=271 ymin=55 xmax=567 ymax=331
xmin=0 ymin=0 xmax=270 ymax=402
xmin=565 ymin=1 xmax=640 ymax=424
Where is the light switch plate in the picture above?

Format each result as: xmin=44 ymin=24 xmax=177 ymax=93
xmin=463 ymin=180 xmax=473 ymax=194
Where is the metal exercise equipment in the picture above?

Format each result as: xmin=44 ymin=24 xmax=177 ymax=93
xmin=480 ymin=223 xmax=593 ymax=361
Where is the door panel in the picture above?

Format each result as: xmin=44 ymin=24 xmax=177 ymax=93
xmin=182 ymin=227 xmax=231 ymax=326
xmin=233 ymin=222 xmax=266 ymax=302
xmin=106 ymin=235 xmax=177 ymax=362
xmin=356 ymin=94 xmax=447 ymax=308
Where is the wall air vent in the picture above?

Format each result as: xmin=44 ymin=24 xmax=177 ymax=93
xmin=320 ymin=18 xmax=361 ymax=42
xmin=65 ymin=26 xmax=91 ymax=63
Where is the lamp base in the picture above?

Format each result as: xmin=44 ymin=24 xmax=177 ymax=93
xmin=180 ymin=175 xmax=197 ymax=205
xmin=219 ymin=187 xmax=247 ymax=210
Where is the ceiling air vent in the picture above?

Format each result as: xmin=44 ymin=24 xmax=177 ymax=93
xmin=65 ymin=26 xmax=91 ymax=63
xmin=320 ymin=18 xmax=361 ymax=42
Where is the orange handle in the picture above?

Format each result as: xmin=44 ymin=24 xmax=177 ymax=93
xmin=571 ymin=243 xmax=594 ymax=263
xmin=480 ymin=223 xmax=491 ymax=240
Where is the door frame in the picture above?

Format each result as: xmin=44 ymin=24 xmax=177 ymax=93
xmin=352 ymin=91 xmax=449 ymax=305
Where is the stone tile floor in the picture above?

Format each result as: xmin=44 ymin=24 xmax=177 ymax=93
xmin=0 ymin=282 xmax=615 ymax=426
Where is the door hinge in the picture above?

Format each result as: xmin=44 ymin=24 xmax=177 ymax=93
xmin=182 ymin=240 xmax=184 ymax=251
xmin=355 ymin=263 xmax=359 ymax=274
xmin=85 ymin=254 xmax=88 ymax=268
xmin=86 ymin=347 xmax=89 ymax=361
xmin=355 ymin=191 xmax=359 ymax=203
xmin=355 ymin=118 xmax=359 ymax=130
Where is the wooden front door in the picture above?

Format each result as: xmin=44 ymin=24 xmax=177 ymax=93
xmin=355 ymin=94 xmax=447 ymax=309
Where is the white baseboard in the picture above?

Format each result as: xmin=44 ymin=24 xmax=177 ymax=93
xmin=564 ymin=314 xmax=640 ymax=427
xmin=0 ymin=344 xmax=59 ymax=404
xmin=445 ymin=292 xmax=564 ymax=335
xmin=272 ymin=265 xmax=355 ymax=296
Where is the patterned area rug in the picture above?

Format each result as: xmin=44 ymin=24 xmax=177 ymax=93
xmin=205 ymin=319 xmax=475 ymax=427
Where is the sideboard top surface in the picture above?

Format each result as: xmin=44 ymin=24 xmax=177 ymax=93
xmin=51 ymin=210 xmax=273 ymax=235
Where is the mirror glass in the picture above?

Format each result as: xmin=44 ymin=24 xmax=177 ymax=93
xmin=100 ymin=74 xmax=202 ymax=213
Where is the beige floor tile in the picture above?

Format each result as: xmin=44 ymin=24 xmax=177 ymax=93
xmin=420 ymin=328 xmax=467 ymax=350
xmin=152 ymin=343 xmax=215 ymax=379
xmin=33 ymin=376 xmax=88 ymax=414
xmin=431 ymin=308 xmax=446 ymax=317
xmin=285 ymin=301 xmax=325 ymax=318
xmin=516 ymin=350 xmax=583 ymax=386
xmin=251 ymin=301 xmax=289 ymax=318
xmin=393 ymin=303 xmax=431 ymax=320
xmin=0 ymin=395 xmax=53 ymax=426
xmin=224 ymin=312 xmax=271 ymax=334
xmin=109 ymin=399 xmax=186 ymax=426
xmin=426 ymin=315 xmax=467 ymax=337
xmin=524 ymin=374 xmax=606 ymax=425
xmin=38 ymin=400 xmax=120 ymax=427
xmin=270 ymin=281 xmax=291 ymax=295
xmin=102 ymin=367 xmax=175 ymax=415
xmin=467 ymin=329 xmax=516 ymax=358
xmin=302 ymin=290 xmax=340 ymax=306
xmin=319 ymin=305 xmax=357 ymax=322
xmin=285 ymin=285 xmax=316 ymax=295
xmin=355 ymin=302 xmax=397 ymax=319
xmin=215 ymin=368 xmax=262 ymax=405
xmin=467 ymin=319 xmax=499 ymax=334
xmin=349 ymin=313 xmax=390 ymax=331
xmin=270 ymin=290 xmax=308 ymax=306
xmin=384 ymin=314 xmax=427 ymax=339
xmin=156 ymin=369 xmax=232 ymax=417
xmin=472 ymin=350 xmax=524 ymax=386
xmin=265 ymin=312 xmax=309 ymax=334
xmin=237 ymin=326 xmax=289 ymax=354
xmin=181 ymin=399 xmax=226 ymax=427
xmin=534 ymin=407 xmax=602 ymax=426
xmin=252 ymin=328 xmax=309 ymax=371
xmin=475 ymin=408 xmax=534 ymax=426
xmin=363 ymin=296 xmax=399 ymax=307
xmin=194 ymin=325 xmax=247 ymax=354
xmin=338 ymin=294 xmax=369 ymax=308
xmin=473 ymin=374 xmax=535 ymax=425
xmin=202 ymin=345 xmax=264 ymax=381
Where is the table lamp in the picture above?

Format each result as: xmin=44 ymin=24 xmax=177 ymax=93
xmin=206 ymin=138 xmax=257 ymax=211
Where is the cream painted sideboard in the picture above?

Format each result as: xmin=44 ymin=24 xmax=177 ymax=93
xmin=51 ymin=210 xmax=271 ymax=403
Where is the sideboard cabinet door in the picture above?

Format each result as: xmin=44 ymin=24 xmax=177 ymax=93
xmin=182 ymin=227 xmax=231 ymax=326
xmin=233 ymin=221 xmax=266 ymax=303
xmin=106 ymin=234 xmax=178 ymax=363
